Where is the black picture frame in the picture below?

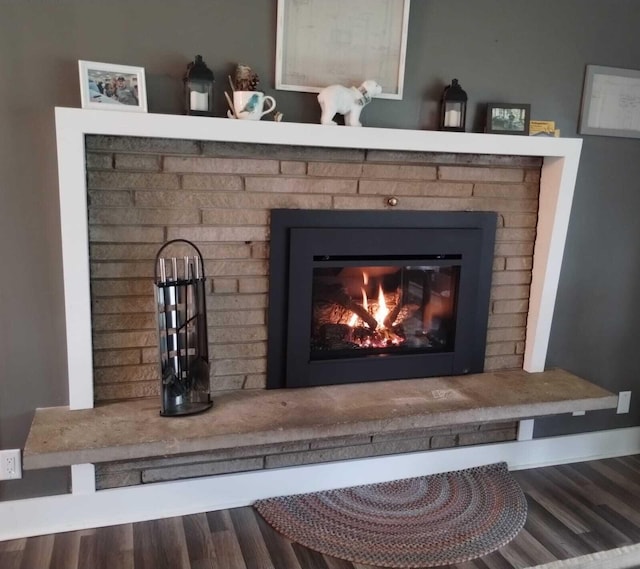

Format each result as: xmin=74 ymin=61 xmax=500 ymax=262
xmin=486 ymin=103 xmax=531 ymax=135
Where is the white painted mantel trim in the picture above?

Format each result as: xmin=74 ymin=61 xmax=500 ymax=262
xmin=55 ymin=106 xmax=582 ymax=409
xmin=52 ymin=107 xmax=582 ymax=504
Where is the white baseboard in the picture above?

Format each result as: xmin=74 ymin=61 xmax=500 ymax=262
xmin=1 ymin=426 xmax=639 ymax=541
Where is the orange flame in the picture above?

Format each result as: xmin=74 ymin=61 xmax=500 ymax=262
xmin=346 ymin=273 xmax=392 ymax=332
xmin=342 ymin=272 xmax=403 ymax=347
xmin=347 ymin=283 xmax=370 ymax=328
xmin=374 ymin=285 xmax=389 ymax=329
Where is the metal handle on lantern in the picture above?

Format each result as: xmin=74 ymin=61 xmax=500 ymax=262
xmin=154 ymin=239 xmax=206 ymax=283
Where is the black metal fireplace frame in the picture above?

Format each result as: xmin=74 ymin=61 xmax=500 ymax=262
xmin=267 ymin=210 xmax=497 ymax=389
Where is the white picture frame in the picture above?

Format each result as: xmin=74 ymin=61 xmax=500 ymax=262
xmin=78 ymin=60 xmax=147 ymax=112
xmin=275 ymin=0 xmax=410 ymax=100
xmin=579 ymin=64 xmax=640 ymax=139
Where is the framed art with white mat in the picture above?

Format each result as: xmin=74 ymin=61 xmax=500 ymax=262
xmin=275 ymin=0 xmax=410 ymax=100
xmin=579 ymin=65 xmax=640 ymax=139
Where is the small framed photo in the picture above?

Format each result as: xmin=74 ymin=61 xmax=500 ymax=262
xmin=78 ymin=60 xmax=147 ymax=112
xmin=486 ymin=103 xmax=531 ymax=135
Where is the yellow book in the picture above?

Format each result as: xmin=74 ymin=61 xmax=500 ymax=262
xmin=529 ymin=120 xmax=559 ymax=137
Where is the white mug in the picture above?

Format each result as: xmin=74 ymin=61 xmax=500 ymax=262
xmin=233 ymin=91 xmax=276 ymax=120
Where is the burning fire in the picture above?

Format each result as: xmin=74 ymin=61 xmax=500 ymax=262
xmin=374 ymin=285 xmax=389 ymax=329
xmin=346 ymin=272 xmax=403 ymax=347
xmin=313 ymin=265 xmax=457 ymax=354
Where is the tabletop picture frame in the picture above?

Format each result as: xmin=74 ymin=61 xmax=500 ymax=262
xmin=485 ymin=103 xmax=531 ymax=135
xmin=275 ymin=0 xmax=410 ymax=100
xmin=78 ymin=60 xmax=147 ymax=112
xmin=579 ymin=65 xmax=640 ymax=139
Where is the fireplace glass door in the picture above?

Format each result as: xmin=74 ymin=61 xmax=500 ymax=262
xmin=311 ymin=260 xmax=460 ymax=360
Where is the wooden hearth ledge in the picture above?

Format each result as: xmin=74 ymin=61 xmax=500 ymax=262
xmin=24 ymin=369 xmax=616 ymax=470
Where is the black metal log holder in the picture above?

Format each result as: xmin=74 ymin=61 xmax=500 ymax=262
xmin=154 ymin=239 xmax=212 ymax=416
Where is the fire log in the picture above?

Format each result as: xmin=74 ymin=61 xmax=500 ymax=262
xmin=315 ymin=284 xmax=379 ymax=330
xmin=333 ymin=290 xmax=379 ymax=329
xmin=383 ymin=290 xmax=403 ymax=329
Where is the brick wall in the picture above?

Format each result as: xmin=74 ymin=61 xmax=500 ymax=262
xmin=95 ymin=421 xmax=518 ymax=489
xmin=86 ymin=135 xmax=541 ymax=403
xmin=86 ymin=135 xmax=540 ymax=487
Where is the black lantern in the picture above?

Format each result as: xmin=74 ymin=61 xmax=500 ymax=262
xmin=184 ymin=55 xmax=215 ymax=117
xmin=440 ymin=79 xmax=467 ymax=132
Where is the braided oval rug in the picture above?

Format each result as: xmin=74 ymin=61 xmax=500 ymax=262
xmin=254 ymin=462 xmax=527 ymax=568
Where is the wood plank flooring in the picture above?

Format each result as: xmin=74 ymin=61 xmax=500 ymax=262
xmin=2 ymin=455 xmax=640 ymax=569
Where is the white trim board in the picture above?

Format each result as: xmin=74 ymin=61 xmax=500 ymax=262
xmin=54 ymin=107 xmax=582 ymax=411
xmin=2 ymin=426 xmax=638 ymax=541
xmin=53 ymin=107 xmax=582 ymax=495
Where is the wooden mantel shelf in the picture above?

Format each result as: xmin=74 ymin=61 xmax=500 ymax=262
xmin=23 ymin=369 xmax=617 ymax=470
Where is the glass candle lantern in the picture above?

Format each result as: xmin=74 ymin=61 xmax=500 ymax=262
xmin=184 ymin=55 xmax=215 ymax=117
xmin=440 ymin=79 xmax=467 ymax=132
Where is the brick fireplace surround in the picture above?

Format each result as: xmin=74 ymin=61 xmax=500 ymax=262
xmin=51 ymin=108 xmax=585 ymax=492
xmin=87 ymin=138 xmax=539 ymax=402
xmin=86 ymin=137 xmax=542 ymax=487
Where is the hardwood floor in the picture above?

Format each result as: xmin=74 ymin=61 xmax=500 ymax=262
xmin=2 ymin=456 xmax=640 ymax=569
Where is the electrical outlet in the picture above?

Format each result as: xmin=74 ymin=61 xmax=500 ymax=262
xmin=617 ymin=391 xmax=632 ymax=414
xmin=0 ymin=449 xmax=22 ymax=480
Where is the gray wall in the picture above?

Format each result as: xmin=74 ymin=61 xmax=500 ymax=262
xmin=1 ymin=0 xmax=639 ymax=500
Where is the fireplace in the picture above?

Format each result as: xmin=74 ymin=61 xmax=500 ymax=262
xmin=54 ymin=110 xmax=582 ymax=408
xmin=48 ymin=108 xmax=582 ymax=499
xmin=267 ymin=210 xmax=497 ymax=388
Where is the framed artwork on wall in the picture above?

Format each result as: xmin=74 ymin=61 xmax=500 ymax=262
xmin=275 ymin=0 xmax=411 ymax=100
xmin=485 ymin=103 xmax=531 ymax=135
xmin=78 ymin=60 xmax=147 ymax=112
xmin=579 ymin=65 xmax=640 ymax=139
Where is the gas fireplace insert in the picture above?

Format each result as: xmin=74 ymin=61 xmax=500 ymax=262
xmin=267 ymin=210 xmax=497 ymax=388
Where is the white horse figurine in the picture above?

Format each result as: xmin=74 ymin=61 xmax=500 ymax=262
xmin=317 ymin=80 xmax=382 ymax=127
